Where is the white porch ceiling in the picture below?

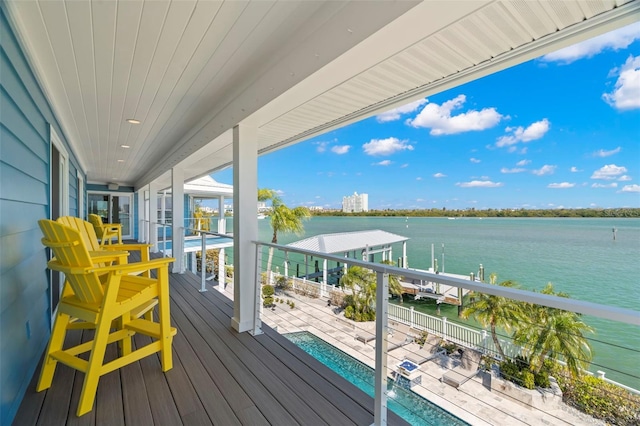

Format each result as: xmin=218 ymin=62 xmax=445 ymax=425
xmin=4 ymin=0 xmax=638 ymax=191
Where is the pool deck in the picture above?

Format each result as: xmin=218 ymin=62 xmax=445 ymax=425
xmin=254 ymin=284 xmax=606 ymax=426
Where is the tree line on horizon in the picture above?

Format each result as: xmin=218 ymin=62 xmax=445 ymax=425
xmin=310 ymin=207 xmax=640 ymax=218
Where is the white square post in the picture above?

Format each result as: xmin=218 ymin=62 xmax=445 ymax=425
xmin=171 ymin=167 xmax=184 ymax=273
xmin=231 ymin=122 xmax=259 ymax=334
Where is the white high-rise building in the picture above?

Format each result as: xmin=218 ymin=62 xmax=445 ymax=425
xmin=342 ymin=192 xmax=368 ymax=213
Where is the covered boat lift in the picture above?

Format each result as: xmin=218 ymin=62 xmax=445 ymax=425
xmin=287 ymin=230 xmax=409 ymax=284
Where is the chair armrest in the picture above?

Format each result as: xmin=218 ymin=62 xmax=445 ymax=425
xmin=88 ymin=251 xmax=129 ymax=264
xmin=105 ymin=243 xmax=151 ymax=251
xmin=88 ymin=257 xmax=176 ymax=275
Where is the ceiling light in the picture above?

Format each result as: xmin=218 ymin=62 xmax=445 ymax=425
xmin=120 ymin=145 xmax=130 ymax=148
xmin=126 ymin=118 xmax=141 ymax=124
xmin=117 ymin=159 xmax=124 ymax=162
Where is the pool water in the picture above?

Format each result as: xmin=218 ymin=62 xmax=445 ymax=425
xmin=285 ymin=331 xmax=468 ymax=426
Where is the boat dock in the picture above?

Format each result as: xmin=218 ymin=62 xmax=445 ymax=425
xmin=400 ymin=270 xmax=475 ymax=306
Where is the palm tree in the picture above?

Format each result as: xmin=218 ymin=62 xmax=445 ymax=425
xmin=340 ymin=266 xmax=376 ymax=315
xmin=259 ymin=188 xmax=310 ymax=275
xmin=380 ymin=260 xmax=404 ymax=304
xmin=461 ymin=277 xmax=521 ymax=359
xmin=513 ymin=283 xmax=594 ymax=377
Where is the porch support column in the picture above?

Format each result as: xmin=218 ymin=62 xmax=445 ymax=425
xmin=218 ymin=195 xmax=226 ymax=233
xmin=137 ymin=189 xmax=145 ymax=242
xmin=231 ymin=123 xmax=259 ymax=334
xmin=148 ymin=182 xmax=158 ymax=252
xmin=172 ymin=167 xmax=185 ymax=273
xmin=402 ymin=241 xmax=407 ymax=269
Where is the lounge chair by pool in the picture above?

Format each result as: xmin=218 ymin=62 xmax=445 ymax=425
xmin=355 ymin=332 xmax=375 ymax=344
xmin=441 ymin=349 xmax=482 ymax=388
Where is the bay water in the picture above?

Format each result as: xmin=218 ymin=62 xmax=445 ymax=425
xmin=250 ymin=216 xmax=639 ymax=389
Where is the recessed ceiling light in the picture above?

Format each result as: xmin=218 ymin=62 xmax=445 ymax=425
xmin=126 ymin=118 xmax=141 ymax=124
xmin=120 ymin=145 xmax=130 ymax=148
xmin=117 ymin=159 xmax=124 ymax=162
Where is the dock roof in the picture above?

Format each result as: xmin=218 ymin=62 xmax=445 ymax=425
xmin=287 ymin=230 xmax=408 ymax=255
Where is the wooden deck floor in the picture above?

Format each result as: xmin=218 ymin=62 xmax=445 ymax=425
xmin=13 ymin=250 xmax=408 ymax=426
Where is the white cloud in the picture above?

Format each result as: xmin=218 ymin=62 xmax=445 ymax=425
xmin=416 ymin=198 xmax=426 ymax=202
xmin=516 ymin=159 xmax=530 ymax=166
xmin=532 ymin=165 xmax=557 ymax=176
xmin=470 ymin=158 xmax=481 ymax=163
xmin=501 ymin=167 xmax=526 ymax=174
xmin=400 ymin=163 xmax=409 ymax=168
xmin=362 ymin=137 xmax=414 ymax=156
xmin=548 ymin=182 xmax=575 ymax=188
xmin=496 ymin=119 xmax=550 ymax=147
xmin=331 ymin=145 xmax=351 ymax=155
xmin=376 ymin=98 xmax=428 ymax=123
xmin=570 ymin=166 xmax=582 ymax=172
xmin=591 ymin=164 xmax=628 ymax=180
xmin=620 ymin=184 xmax=640 ymax=193
xmin=315 ymin=141 xmax=328 ymax=153
xmin=433 ymin=172 xmax=446 ymax=178
xmin=618 ymin=175 xmax=632 ymax=181
xmin=593 ymin=147 xmax=622 ymax=157
xmin=416 ymin=177 xmax=423 ymax=181
xmin=274 ymin=189 xmax=285 ymax=196
xmin=592 ymin=182 xmax=618 ymax=188
xmin=406 ymin=95 xmax=503 ymax=135
xmin=456 ymin=180 xmax=503 ymax=188
xmin=373 ymin=160 xmax=392 ymax=166
xmin=603 ymin=55 xmax=640 ymax=110
xmin=541 ymin=22 xmax=640 ymax=64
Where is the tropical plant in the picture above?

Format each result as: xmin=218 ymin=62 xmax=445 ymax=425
xmin=258 ymin=188 xmax=310 ymax=276
xmin=512 ymin=283 xmax=594 ymax=378
xmin=340 ymin=266 xmax=376 ymax=321
xmin=461 ymin=275 xmax=522 ymax=359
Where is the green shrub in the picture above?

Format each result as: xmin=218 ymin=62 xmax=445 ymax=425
xmin=289 ymin=302 xmax=295 ymax=309
xmin=263 ymin=296 xmax=274 ymax=307
xmin=344 ymin=306 xmax=354 ymax=319
xmin=534 ymin=372 xmax=550 ymax=388
xmin=439 ymin=341 xmax=458 ymax=355
xmin=262 ymin=285 xmax=275 ymax=297
xmin=275 ymin=275 xmax=292 ymax=291
xmin=555 ymin=369 xmax=640 ymax=426
xmin=521 ymin=371 xmax=535 ymax=390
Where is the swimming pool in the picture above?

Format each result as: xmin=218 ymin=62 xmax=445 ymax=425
xmin=285 ymin=331 xmax=468 ymax=426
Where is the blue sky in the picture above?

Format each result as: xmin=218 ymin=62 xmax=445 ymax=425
xmin=213 ymin=23 xmax=640 ymax=211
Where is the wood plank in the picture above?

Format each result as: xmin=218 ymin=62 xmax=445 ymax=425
xmin=133 ymin=334 xmax=182 ymax=426
xmin=168 ymin=278 xmax=305 ymax=425
xmin=170 ymin=323 xmax=242 ymax=425
xmin=95 ymin=339 xmax=125 ymax=426
xmin=120 ymin=338 xmax=154 ymax=426
xmin=168 ymin=293 xmax=268 ymax=425
xmin=11 ymin=352 xmax=46 ymax=426
xmin=35 ymin=330 xmax=82 ymax=426
xmin=66 ymin=329 xmax=96 ymax=426
xmin=176 ymin=280 xmax=364 ymax=425
xmin=170 ymin=275 xmax=329 ymax=425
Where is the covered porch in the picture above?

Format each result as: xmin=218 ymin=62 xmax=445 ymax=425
xmin=13 ymin=251 xmax=408 ymax=426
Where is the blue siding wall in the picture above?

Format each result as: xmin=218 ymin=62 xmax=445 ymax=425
xmin=0 ymin=7 xmax=85 ymax=424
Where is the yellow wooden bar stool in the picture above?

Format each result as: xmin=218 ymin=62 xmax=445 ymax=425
xmin=88 ymin=213 xmax=123 ymax=245
xmin=37 ymin=219 xmax=176 ymax=417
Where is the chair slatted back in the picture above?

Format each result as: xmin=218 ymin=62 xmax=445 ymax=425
xmin=88 ymin=214 xmax=106 ymax=239
xmin=39 ymin=219 xmax=105 ymax=304
xmin=57 ymin=216 xmax=102 ymax=251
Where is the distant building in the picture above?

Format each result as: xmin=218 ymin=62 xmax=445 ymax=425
xmin=308 ymin=206 xmax=324 ymax=211
xmin=342 ymin=192 xmax=368 ymax=213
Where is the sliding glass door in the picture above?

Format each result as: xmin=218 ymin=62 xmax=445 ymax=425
xmin=88 ymin=192 xmax=133 ymax=238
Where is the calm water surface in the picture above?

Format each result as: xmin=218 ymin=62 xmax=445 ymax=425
xmin=245 ymin=217 xmax=639 ymax=388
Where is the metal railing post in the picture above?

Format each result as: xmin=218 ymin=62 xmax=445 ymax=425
xmin=372 ymin=271 xmax=389 ymax=426
xmin=200 ymin=231 xmax=207 ymax=292
xmin=251 ymin=244 xmax=263 ymax=336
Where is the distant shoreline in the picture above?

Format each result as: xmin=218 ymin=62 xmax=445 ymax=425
xmin=309 ymin=207 xmax=640 ymax=219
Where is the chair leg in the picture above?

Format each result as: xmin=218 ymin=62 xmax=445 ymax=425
xmin=37 ymin=312 xmax=71 ymax=392
xmin=76 ymin=315 xmax=111 ymax=417
xmin=117 ymin=312 xmax=133 ymax=356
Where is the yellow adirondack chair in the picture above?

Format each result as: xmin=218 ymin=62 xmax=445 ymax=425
xmin=57 ymin=216 xmax=156 ymax=323
xmin=88 ymin=213 xmax=122 ymax=245
xmin=37 ymin=219 xmax=176 ymax=417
